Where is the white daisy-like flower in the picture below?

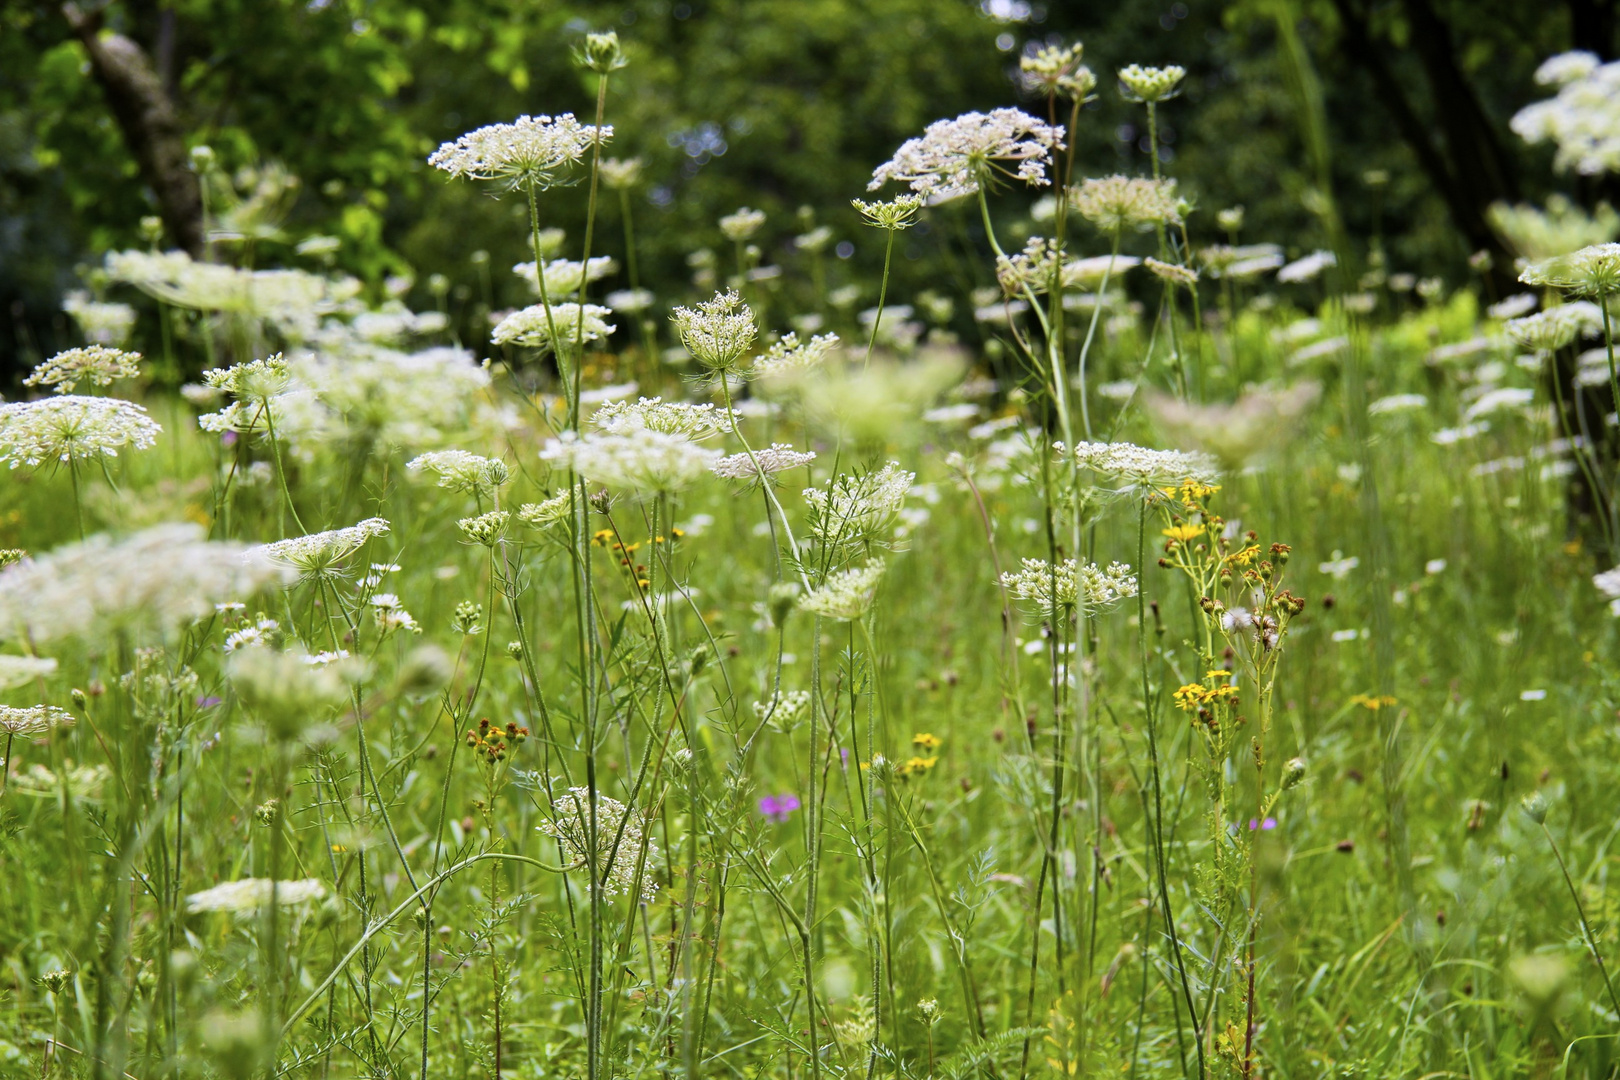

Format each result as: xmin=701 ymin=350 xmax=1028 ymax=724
xmin=24 ymin=346 xmax=143 ymax=394
xmin=185 ymin=878 xmax=327 ymax=914
xmin=0 ymin=396 xmax=161 ymax=469
xmin=428 ymin=113 xmax=611 ymax=189
xmin=799 ymin=560 xmax=887 ymax=621
xmin=869 ymin=108 xmax=1064 ymax=202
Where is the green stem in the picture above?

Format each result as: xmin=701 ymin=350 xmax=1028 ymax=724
xmin=863 ymin=228 xmax=897 ymax=366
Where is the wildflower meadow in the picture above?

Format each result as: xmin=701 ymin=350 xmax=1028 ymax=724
xmin=3 ymin=4 xmax=1620 ymax=1079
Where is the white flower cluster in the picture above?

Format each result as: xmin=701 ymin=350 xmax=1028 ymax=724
xmin=1505 ymin=302 xmax=1602 ymax=353
xmin=428 ymin=113 xmax=611 ymax=188
xmin=711 ymin=444 xmax=816 ymax=484
xmin=0 ymin=704 xmax=74 ymax=737
xmin=671 ymin=291 xmax=756 ymax=372
xmin=185 ymin=878 xmax=327 ymax=914
xmin=0 ymin=654 xmax=57 ymax=689
xmin=0 ymin=396 xmax=160 ymax=469
xmin=1519 ymin=243 xmax=1620 ymax=298
xmin=492 ymin=303 xmax=617 ymax=352
xmin=62 ymin=290 xmax=137 ymax=347
xmin=291 ymin=345 xmax=494 ymax=451
xmin=1070 ymin=175 xmax=1181 ymax=232
xmin=999 ymin=558 xmax=1138 ymax=615
xmin=591 ymin=397 xmax=737 ymax=440
xmin=407 ymin=450 xmax=510 ymax=497
xmin=1065 ymin=441 xmax=1220 ymax=487
xmin=458 ymin=510 xmax=510 ymax=547
xmin=1594 ymin=564 xmax=1620 ymax=616
xmin=869 ymin=108 xmax=1064 ymax=202
xmin=753 ymin=332 xmax=841 ymax=379
xmin=1511 ymin=52 xmax=1620 ymax=176
xmin=106 ymin=250 xmax=359 ymax=340
xmin=541 ymin=429 xmax=719 ymax=495
xmin=370 ymin=592 xmax=422 ymax=634
xmin=803 ymin=462 xmax=915 ymax=544
xmin=799 ymin=560 xmax=886 ymax=621
xmin=518 ymin=491 xmax=573 ymax=529
xmin=0 ymin=524 xmax=288 ymax=644
xmin=248 ymin=517 xmax=391 ymax=580
xmin=1277 ymin=250 xmax=1337 ymax=284
xmin=1118 ymin=64 xmax=1186 ymax=103
xmin=25 ymin=346 xmax=143 ymax=394
xmin=719 ymin=207 xmax=767 ymax=241
xmin=996 ymin=237 xmax=1064 ymax=297
xmin=514 ymin=256 xmax=617 ymax=297
xmin=540 ymin=787 xmax=659 ymax=901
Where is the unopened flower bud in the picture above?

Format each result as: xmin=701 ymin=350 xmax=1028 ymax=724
xmin=1520 ymin=791 xmax=1550 ymax=825
xmin=577 ymin=30 xmax=627 ymax=73
xmin=1282 ymin=757 xmax=1307 ymax=789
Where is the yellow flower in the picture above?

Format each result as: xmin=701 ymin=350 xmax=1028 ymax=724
xmin=1172 ymin=683 xmax=1209 ymax=711
xmin=1162 ymin=523 xmax=1205 ymax=544
xmin=912 ymin=732 xmax=942 ymax=751
xmin=1179 ymin=479 xmax=1220 ymax=503
xmin=899 ymin=755 xmax=939 ymax=777
xmin=1349 ymin=693 xmax=1398 ymax=711
xmin=1226 ymin=543 xmax=1259 ymax=567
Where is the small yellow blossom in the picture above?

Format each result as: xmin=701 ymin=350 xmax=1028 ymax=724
xmin=1162 ymin=523 xmax=1205 ymax=544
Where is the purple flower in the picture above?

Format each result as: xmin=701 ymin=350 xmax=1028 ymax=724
xmin=1248 ymin=817 xmax=1277 ymax=831
xmin=221 ymin=431 xmax=238 ymax=447
xmin=195 ymin=695 xmax=223 ymax=709
xmin=758 ymin=793 xmax=802 ymax=823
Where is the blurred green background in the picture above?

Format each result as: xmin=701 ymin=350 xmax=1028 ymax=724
xmin=0 ymin=0 xmax=1601 ymax=378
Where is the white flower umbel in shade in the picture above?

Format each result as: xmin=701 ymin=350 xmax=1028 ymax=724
xmin=1020 ymin=42 xmax=1096 ymax=98
xmin=0 ymin=524 xmax=288 ymax=645
xmin=1505 ymin=303 xmax=1603 ymax=353
xmin=517 ymin=492 xmax=573 ymax=530
xmin=0 ymin=655 xmax=57 ymax=689
xmin=0 ymin=396 xmax=160 ymax=469
xmin=1511 ymin=54 xmax=1620 ymax=176
xmin=1118 ymin=64 xmax=1186 ymax=102
xmin=458 ymin=510 xmax=510 ymax=547
xmin=719 ymin=207 xmax=767 ymax=241
xmin=798 ymin=559 xmax=886 ymax=621
xmin=248 ymin=517 xmax=391 ymax=582
xmin=752 ymin=332 xmax=841 ymax=379
xmin=540 ymin=788 xmax=659 ymax=901
xmin=1594 ymin=565 xmax=1620 ymax=615
xmin=869 ymin=108 xmax=1064 ymax=203
xmin=803 ymin=462 xmax=915 ymax=545
xmin=185 ymin=878 xmax=327 ymax=914
xmin=0 ymin=704 xmax=73 ymax=737
xmin=541 ymin=429 xmax=720 ymax=496
xmin=1070 ymin=176 xmax=1182 ymax=232
xmin=1277 ymin=250 xmax=1338 ymax=284
xmin=1064 ymin=441 xmax=1221 ymax=488
xmin=428 ymin=113 xmax=611 ymax=189
xmin=24 ymin=346 xmax=143 ymax=394
xmin=406 ymin=450 xmax=511 ymax=498
xmin=999 ymin=558 xmax=1138 ymax=616
xmin=671 ymin=291 xmax=756 ymax=373
xmin=1367 ymin=393 xmax=1429 ymax=416
xmin=996 ymin=237 xmax=1063 ymax=297
xmin=711 ymin=444 xmax=817 ymax=487
xmin=197 ymin=353 xmax=294 ymax=435
xmin=62 ymin=291 xmax=137 ymax=347
xmin=1520 ymin=243 xmax=1620 ymax=298
xmin=513 ymin=256 xmax=618 ymax=297
xmin=590 ymin=397 xmax=738 ymax=440
xmin=851 ymin=194 xmax=924 ymax=231
xmin=492 ymin=303 xmax=616 ymax=353
xmin=598 ymin=156 xmax=643 ymax=189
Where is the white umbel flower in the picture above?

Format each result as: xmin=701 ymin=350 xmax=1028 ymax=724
xmin=0 ymin=396 xmax=160 ymax=469
xmin=0 ymin=704 xmax=73 ymax=737
xmin=719 ymin=207 xmax=767 ymax=241
xmin=799 ymin=560 xmax=886 ymax=621
xmin=491 ymin=303 xmax=616 ymax=352
xmin=1277 ymin=250 xmax=1337 ymax=284
xmin=711 ymin=444 xmax=816 ymax=485
xmin=1519 ymin=243 xmax=1620 ymax=298
xmin=406 ymin=450 xmax=511 ymax=497
xmin=803 ymin=462 xmax=915 ymax=544
xmin=0 ymin=524 xmax=287 ymax=644
xmin=999 ymin=558 xmax=1138 ymax=615
xmin=1511 ymin=55 xmax=1620 ymax=176
xmin=541 ymin=429 xmax=720 ymax=495
xmin=752 ymin=332 xmax=841 ymax=379
xmin=517 ymin=492 xmax=573 ymax=529
xmin=248 ymin=517 xmax=391 ymax=581
xmin=1595 ymin=564 xmax=1620 ymax=615
xmin=670 ymin=291 xmax=757 ymax=372
xmin=869 ymin=108 xmax=1064 ymax=202
xmin=514 ymin=256 xmax=618 ymax=297
xmin=62 ymin=291 xmax=137 ymax=347
xmin=1117 ymin=64 xmax=1186 ymax=102
xmin=24 ymin=347 xmax=143 ymax=394
xmin=1064 ymin=441 xmax=1220 ymax=487
xmin=1070 ymin=175 xmax=1182 ymax=231
xmin=591 ymin=397 xmax=738 ymax=440
xmin=540 ymin=788 xmax=659 ymax=901
xmin=428 ymin=113 xmax=611 ymax=189
xmin=0 ymin=655 xmax=57 ymax=689
xmin=186 ymin=878 xmax=327 ymax=914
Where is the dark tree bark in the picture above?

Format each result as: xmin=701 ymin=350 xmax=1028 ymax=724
xmin=61 ymin=2 xmax=202 ymax=256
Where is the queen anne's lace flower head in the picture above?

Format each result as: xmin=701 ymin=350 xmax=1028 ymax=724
xmin=799 ymin=559 xmax=886 ymax=620
xmin=1277 ymin=250 xmax=1337 ymax=284
xmin=514 ymin=257 xmax=617 ymax=298
xmin=1070 ymin=176 xmax=1182 ymax=232
xmin=0 ymin=396 xmax=161 ymax=469
xmin=249 ymin=518 xmax=391 ymax=581
xmin=186 ymin=878 xmax=327 ymax=914
xmin=62 ymin=291 xmax=137 ymax=347
xmin=711 ymin=444 xmax=816 ymax=486
xmin=25 ymin=347 xmax=143 ymax=394
xmin=407 ymin=451 xmax=511 ymax=497
xmin=753 ymin=332 xmax=841 ymax=379
xmin=458 ymin=510 xmax=510 ymax=547
xmin=851 ymin=194 xmax=924 ymax=230
xmin=671 ymin=291 xmax=756 ymax=372
xmin=542 ymin=429 xmax=720 ymax=495
xmin=1064 ymin=441 xmax=1221 ymax=488
xmin=598 ymin=157 xmax=643 ymax=189
xmin=0 ymin=704 xmax=74 ymax=736
xmin=492 ymin=303 xmax=616 ymax=353
xmin=719 ymin=207 xmax=766 ymax=241
xmin=1519 ymin=243 xmax=1620 ymax=297
xmin=869 ymin=108 xmax=1064 ymax=202
xmin=540 ymin=788 xmax=659 ymax=900
xmin=1506 ymin=303 xmax=1602 ymax=352
xmin=0 ymin=654 xmax=57 ymax=689
xmin=1117 ymin=64 xmax=1186 ymax=103
xmin=1000 ymin=558 xmax=1138 ymax=615
xmin=996 ymin=237 xmax=1064 ymax=297
xmin=803 ymin=462 xmax=914 ymax=544
xmin=518 ymin=492 xmax=573 ymax=529
xmin=428 ymin=114 xmax=611 ymax=189
xmin=1145 ymin=257 xmax=1199 ymax=287
xmin=1511 ymin=55 xmax=1620 ymax=176
xmin=1021 ymin=42 xmax=1096 ymax=98
xmin=591 ymin=397 xmax=737 ymax=440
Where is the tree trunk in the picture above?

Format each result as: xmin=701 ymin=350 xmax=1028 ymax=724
xmin=61 ymin=3 xmax=203 ymax=257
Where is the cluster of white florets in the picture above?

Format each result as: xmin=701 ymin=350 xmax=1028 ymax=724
xmin=428 ymin=114 xmax=610 ymax=188
xmin=1511 ymin=52 xmax=1620 ymax=176
xmin=869 ymin=108 xmax=1063 ymax=202
xmin=999 ymin=558 xmax=1138 ymax=615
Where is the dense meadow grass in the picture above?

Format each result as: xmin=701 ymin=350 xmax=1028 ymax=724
xmin=2 ymin=29 xmax=1620 ymax=1080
